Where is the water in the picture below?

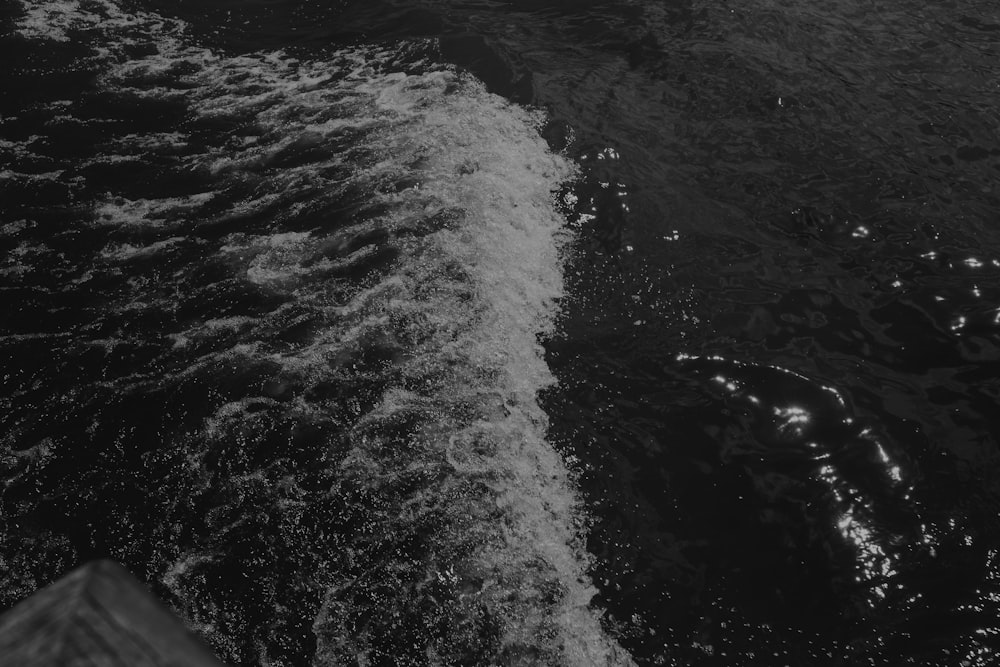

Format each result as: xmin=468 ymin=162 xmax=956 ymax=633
xmin=2 ymin=0 xmax=1000 ymax=665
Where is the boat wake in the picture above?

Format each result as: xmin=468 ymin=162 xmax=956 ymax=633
xmin=1 ymin=1 xmax=631 ymax=664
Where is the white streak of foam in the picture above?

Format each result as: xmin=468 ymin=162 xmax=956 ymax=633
xmin=94 ymin=193 xmax=214 ymax=228
xmin=100 ymin=236 xmax=186 ymax=260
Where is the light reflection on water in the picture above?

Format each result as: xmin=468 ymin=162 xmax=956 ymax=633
xmin=548 ymin=296 xmax=1000 ymax=663
xmin=683 ymin=351 xmax=924 ymax=606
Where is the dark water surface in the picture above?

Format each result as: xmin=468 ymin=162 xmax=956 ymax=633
xmin=3 ymin=0 xmax=1000 ymax=665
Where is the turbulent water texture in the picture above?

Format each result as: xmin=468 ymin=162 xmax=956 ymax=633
xmin=0 ymin=1 xmax=630 ymax=664
xmin=5 ymin=0 xmax=1000 ymax=665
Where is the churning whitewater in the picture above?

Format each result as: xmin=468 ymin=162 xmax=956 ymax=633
xmin=1 ymin=1 xmax=630 ymax=663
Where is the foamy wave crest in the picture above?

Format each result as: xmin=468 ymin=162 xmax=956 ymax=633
xmin=6 ymin=1 xmax=632 ymax=664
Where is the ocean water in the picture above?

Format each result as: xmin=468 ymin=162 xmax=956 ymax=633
xmin=2 ymin=0 xmax=1000 ymax=665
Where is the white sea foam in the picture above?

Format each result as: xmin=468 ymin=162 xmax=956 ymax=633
xmin=100 ymin=236 xmax=187 ymax=260
xmin=94 ymin=193 xmax=215 ymax=228
xmin=13 ymin=1 xmax=632 ymax=664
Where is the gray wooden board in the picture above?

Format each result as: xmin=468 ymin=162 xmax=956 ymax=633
xmin=0 ymin=560 xmax=227 ymax=666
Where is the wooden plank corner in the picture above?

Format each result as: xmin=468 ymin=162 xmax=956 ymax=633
xmin=0 ymin=559 xmax=228 ymax=666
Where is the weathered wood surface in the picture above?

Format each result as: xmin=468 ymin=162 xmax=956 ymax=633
xmin=0 ymin=559 xmax=227 ymax=666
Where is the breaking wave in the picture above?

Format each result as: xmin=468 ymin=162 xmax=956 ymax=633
xmin=0 ymin=1 xmax=631 ymax=664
